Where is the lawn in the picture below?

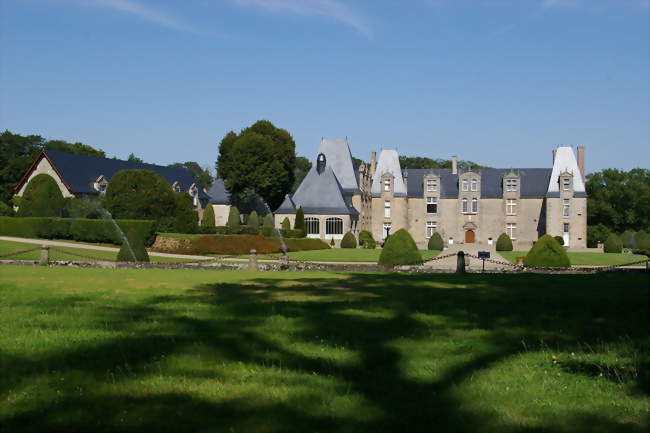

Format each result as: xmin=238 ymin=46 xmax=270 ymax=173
xmin=0 ymin=240 xmax=200 ymax=263
xmin=499 ymin=251 xmax=648 ymax=266
xmin=258 ymin=248 xmax=441 ymax=262
xmin=0 ymin=266 xmax=647 ymax=432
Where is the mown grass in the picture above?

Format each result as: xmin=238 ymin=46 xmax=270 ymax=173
xmin=0 ymin=266 xmax=648 ymax=432
xmin=0 ymin=240 xmax=200 ymax=263
xmin=256 ymin=248 xmax=441 ymax=263
xmin=499 ymin=251 xmax=648 ymax=266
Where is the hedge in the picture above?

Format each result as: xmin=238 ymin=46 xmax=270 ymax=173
xmin=0 ymin=216 xmax=157 ymax=246
xmin=427 ymin=232 xmax=444 ymax=251
xmin=0 ymin=201 xmax=14 ymax=217
xmin=523 ymin=234 xmax=570 ymax=268
xmin=117 ymin=229 xmax=150 ymax=262
xmin=284 ymin=238 xmax=330 ymax=252
xmin=496 ymin=233 xmax=513 ymax=251
xmin=378 ymin=229 xmax=422 ymax=266
xmin=553 ymin=235 xmax=565 ymax=246
xmin=603 ymin=233 xmax=623 ymax=253
xmin=159 ymin=234 xmax=331 ymax=255
xmin=358 ymin=230 xmax=375 ymax=249
xmin=16 ymin=174 xmax=65 ymax=217
xmin=340 ymin=232 xmax=357 ymax=248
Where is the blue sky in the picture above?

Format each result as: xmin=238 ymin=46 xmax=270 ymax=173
xmin=1 ymin=0 xmax=648 ymax=173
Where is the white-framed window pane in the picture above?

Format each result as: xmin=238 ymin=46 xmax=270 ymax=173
xmin=462 ymin=198 xmax=468 ymax=213
xmin=426 ymin=179 xmax=436 ymax=192
xmin=384 ymin=200 xmax=391 ymax=218
xmin=384 ymin=179 xmax=391 ymax=191
xmin=506 ymin=223 xmax=517 ymax=240
xmin=471 ymin=179 xmax=477 ymax=191
xmin=471 ymin=198 xmax=478 ymax=213
xmin=563 ymin=178 xmax=571 ymax=190
xmin=305 ymin=217 xmax=320 ymax=235
xmin=563 ymin=199 xmax=570 ymax=217
xmin=383 ymin=222 xmax=391 ymax=239
xmin=462 ymin=180 xmax=468 ymax=191
xmin=426 ymin=221 xmax=437 ymax=238
xmin=506 ymin=199 xmax=517 ymax=215
xmin=426 ymin=197 xmax=437 ymax=214
xmin=325 ymin=217 xmax=343 ymax=235
xmin=563 ymin=223 xmax=570 ymax=233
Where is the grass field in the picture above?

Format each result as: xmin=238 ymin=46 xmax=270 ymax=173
xmin=0 ymin=240 xmax=199 ymax=263
xmin=257 ymin=248 xmax=441 ymax=262
xmin=0 ymin=266 xmax=648 ymax=432
xmin=499 ymin=251 xmax=648 ymax=266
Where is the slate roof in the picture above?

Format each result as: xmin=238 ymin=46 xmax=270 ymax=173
xmin=317 ymin=138 xmax=359 ymax=194
xmin=547 ymin=146 xmax=587 ymax=195
xmin=371 ymin=150 xmax=407 ymax=197
xmin=28 ymin=150 xmax=208 ymax=198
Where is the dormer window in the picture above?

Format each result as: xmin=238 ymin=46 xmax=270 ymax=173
xmin=462 ymin=180 xmax=469 ymax=191
xmin=383 ymin=178 xmax=391 ymax=192
xmin=172 ymin=181 xmax=181 ymax=193
xmin=94 ymin=175 xmax=108 ymax=194
xmin=506 ymin=178 xmax=518 ymax=192
xmin=470 ymin=179 xmax=478 ymax=192
xmin=426 ymin=178 xmax=438 ymax=192
xmin=563 ymin=178 xmax=571 ymax=191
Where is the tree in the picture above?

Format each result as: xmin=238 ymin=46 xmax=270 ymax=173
xmin=359 ymin=230 xmax=375 ymax=249
xmin=247 ymin=210 xmax=260 ymax=228
xmin=427 ymin=232 xmax=444 ymax=251
xmin=292 ymin=156 xmax=312 ymax=193
xmin=173 ymin=193 xmax=199 ymax=234
xmin=603 ymin=234 xmax=623 ymax=254
xmin=44 ymin=140 xmax=105 ymax=158
xmin=0 ymin=201 xmax=13 ymax=216
xmin=261 ymin=214 xmax=275 ymax=237
xmin=216 ymin=120 xmax=296 ymax=210
xmin=202 ymin=205 xmax=216 ymax=229
xmin=169 ymin=162 xmax=214 ymax=189
xmin=341 ymin=232 xmax=357 ymax=248
xmin=587 ymin=224 xmax=612 ymax=248
xmin=496 ymin=233 xmax=513 ymax=251
xmin=281 ymin=217 xmax=291 ymax=231
xmin=16 ymin=174 xmax=65 ymax=217
xmin=378 ymin=229 xmax=423 ymax=266
xmin=619 ymin=230 xmax=636 ymax=249
xmin=104 ymin=170 xmax=176 ymax=220
xmin=127 ymin=153 xmax=144 ymax=163
xmin=398 ymin=155 xmax=489 ymax=170
xmin=523 ymin=235 xmax=570 ymax=268
xmin=294 ymin=207 xmax=305 ymax=235
xmin=227 ymin=206 xmax=241 ymax=231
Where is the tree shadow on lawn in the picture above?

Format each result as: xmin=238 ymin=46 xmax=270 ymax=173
xmin=1 ymin=272 xmax=648 ymax=432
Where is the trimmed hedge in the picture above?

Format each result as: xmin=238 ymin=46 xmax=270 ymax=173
xmin=496 ymin=233 xmax=513 ymax=251
xmin=523 ymin=234 xmax=570 ymax=268
xmin=281 ymin=217 xmax=291 ymax=231
xmin=340 ymin=232 xmax=357 ymax=248
xmin=427 ymin=232 xmax=444 ymax=251
xmin=161 ymin=234 xmax=332 ymax=255
xmin=284 ymin=238 xmax=330 ymax=252
xmin=554 ymin=235 xmax=565 ymax=246
xmin=247 ymin=211 xmax=260 ymax=229
xmin=0 ymin=216 xmax=156 ymax=246
xmin=378 ymin=228 xmax=422 ymax=266
xmin=239 ymin=226 xmax=260 ymax=235
xmin=603 ymin=233 xmax=623 ymax=253
xmin=16 ymin=174 xmax=65 ymax=217
xmin=117 ymin=229 xmax=150 ymax=262
xmin=281 ymin=229 xmax=305 ymax=239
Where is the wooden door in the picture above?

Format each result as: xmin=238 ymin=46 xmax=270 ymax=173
xmin=465 ymin=230 xmax=475 ymax=243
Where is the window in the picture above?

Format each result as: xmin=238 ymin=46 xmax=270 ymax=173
xmin=471 ymin=179 xmax=478 ymax=191
xmin=563 ymin=178 xmax=571 ymax=191
xmin=426 ymin=179 xmax=437 ymax=192
xmin=563 ymin=199 xmax=570 ymax=217
xmin=506 ymin=223 xmax=517 ymax=240
xmin=462 ymin=179 xmax=469 ymax=191
xmin=426 ymin=197 xmax=437 ymax=214
xmin=172 ymin=181 xmax=181 ymax=193
xmin=506 ymin=199 xmax=517 ymax=215
xmin=563 ymin=223 xmax=570 ymax=233
xmin=426 ymin=221 xmax=437 ymax=238
xmin=325 ymin=217 xmax=343 ymax=235
xmin=383 ymin=222 xmax=392 ymax=239
xmin=471 ymin=198 xmax=478 ymax=213
xmin=305 ymin=217 xmax=320 ymax=235
xmin=383 ymin=178 xmax=391 ymax=191
xmin=506 ymin=178 xmax=518 ymax=192
xmin=462 ymin=198 xmax=468 ymax=213
xmin=384 ymin=200 xmax=391 ymax=218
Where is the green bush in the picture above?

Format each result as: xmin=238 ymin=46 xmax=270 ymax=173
xmin=0 ymin=201 xmax=14 ymax=216
xmin=587 ymin=224 xmax=612 ymax=248
xmin=239 ymin=226 xmax=260 ymax=235
xmin=104 ymin=170 xmax=176 ymax=220
xmin=603 ymin=233 xmax=623 ymax=253
xmin=363 ymin=238 xmax=376 ymax=249
xmin=247 ymin=211 xmax=260 ymax=229
xmin=284 ymin=238 xmax=330 ymax=251
xmin=523 ymin=234 xmax=570 ymax=268
xmin=619 ymin=230 xmax=635 ymax=249
xmin=635 ymin=231 xmax=649 ymax=250
xmin=294 ymin=207 xmax=305 ymax=236
xmin=427 ymin=232 xmax=444 ymax=251
xmin=173 ymin=193 xmax=199 ymax=234
xmin=227 ymin=207 xmax=241 ymax=231
xmin=16 ymin=174 xmax=65 ymax=217
xmin=340 ymin=232 xmax=357 ymax=248
xmin=261 ymin=214 xmax=275 ymax=237
xmin=495 ymin=233 xmax=513 ymax=251
xmin=281 ymin=217 xmax=291 ymax=231
xmin=378 ymin=229 xmax=422 ymax=266
xmin=554 ymin=235 xmax=565 ymax=246
xmin=214 ymin=226 xmax=233 ymax=235
xmin=62 ymin=198 xmax=102 ymax=219
xmin=202 ymin=205 xmax=216 ymax=229
xmin=281 ymin=229 xmax=304 ymax=238
xmin=117 ymin=229 xmax=150 ymax=262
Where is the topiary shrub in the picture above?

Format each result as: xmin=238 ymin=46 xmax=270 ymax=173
xmin=603 ymin=233 xmax=623 ymax=253
xmin=173 ymin=193 xmax=199 ymax=234
xmin=117 ymin=229 xmax=150 ymax=262
xmin=378 ymin=228 xmax=422 ymax=267
xmin=554 ymin=235 xmax=565 ymax=246
xmin=104 ymin=170 xmax=176 ymax=220
xmin=358 ymin=230 xmax=373 ymax=247
xmin=202 ymin=205 xmax=216 ymax=229
xmin=227 ymin=206 xmax=241 ymax=231
xmin=330 ymin=238 xmax=335 ymax=247
xmin=261 ymin=214 xmax=275 ymax=237
xmin=294 ymin=207 xmax=305 ymax=236
xmin=62 ymin=198 xmax=102 ymax=219
xmin=16 ymin=174 xmax=65 ymax=217
xmin=281 ymin=217 xmax=291 ymax=231
xmin=363 ymin=238 xmax=376 ymax=249
xmin=427 ymin=232 xmax=444 ymax=251
xmin=495 ymin=233 xmax=513 ymax=251
xmin=523 ymin=234 xmax=570 ymax=268
xmin=0 ymin=201 xmax=14 ymax=216
xmin=340 ymin=232 xmax=357 ymax=248
xmin=247 ymin=210 xmax=260 ymax=229
xmin=619 ymin=230 xmax=635 ymax=249
xmin=587 ymin=224 xmax=612 ymax=248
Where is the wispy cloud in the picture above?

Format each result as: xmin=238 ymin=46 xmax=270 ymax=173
xmin=231 ymin=0 xmax=371 ymax=36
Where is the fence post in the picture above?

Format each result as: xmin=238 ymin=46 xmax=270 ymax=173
xmin=40 ymin=245 xmax=50 ymax=266
xmin=456 ymin=251 xmax=466 ymax=274
xmin=249 ymin=249 xmax=258 ymax=271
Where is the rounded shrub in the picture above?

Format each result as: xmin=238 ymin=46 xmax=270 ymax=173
xmin=227 ymin=206 xmax=241 ymax=231
xmin=247 ymin=210 xmax=260 ymax=229
xmin=173 ymin=193 xmax=199 ymax=234
xmin=16 ymin=174 xmax=65 ymax=217
xmin=340 ymin=232 xmax=357 ymax=248
xmin=427 ymin=232 xmax=444 ymax=251
xmin=117 ymin=229 xmax=150 ymax=262
xmin=554 ymin=235 xmax=565 ymax=246
xmin=104 ymin=170 xmax=176 ymax=220
xmin=523 ymin=234 xmax=570 ymax=268
xmin=261 ymin=214 xmax=275 ymax=237
xmin=603 ymin=233 xmax=623 ymax=253
xmin=378 ymin=228 xmax=422 ymax=266
xmin=201 ymin=205 xmax=216 ymax=229
xmin=495 ymin=233 xmax=513 ymax=251
xmin=358 ymin=230 xmax=374 ymax=248
xmin=281 ymin=217 xmax=291 ymax=231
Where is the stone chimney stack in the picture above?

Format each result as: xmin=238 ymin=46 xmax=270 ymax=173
xmin=451 ymin=155 xmax=458 ymax=175
xmin=370 ymin=151 xmax=377 ymax=177
xmin=577 ymin=146 xmax=585 ymax=182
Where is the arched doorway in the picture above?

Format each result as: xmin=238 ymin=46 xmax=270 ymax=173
xmin=465 ymin=230 xmax=475 ymax=243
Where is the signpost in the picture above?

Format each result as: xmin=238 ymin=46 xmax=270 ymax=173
xmin=478 ymin=251 xmax=490 ymax=273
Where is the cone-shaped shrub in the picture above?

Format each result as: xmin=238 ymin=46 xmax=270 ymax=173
xmin=247 ymin=210 xmax=260 ymax=229
xmin=261 ymin=214 xmax=275 ymax=237
xmin=227 ymin=206 xmax=240 ymax=231
xmin=117 ymin=230 xmax=150 ymax=262
xmin=294 ymin=207 xmax=305 ymax=236
xmin=17 ymin=174 xmax=65 ymax=217
xmin=359 ymin=230 xmax=375 ymax=249
xmin=554 ymin=235 xmax=565 ymax=246
xmin=523 ymin=234 xmax=570 ymax=268
xmin=202 ymin=205 xmax=215 ymax=228
xmin=495 ymin=233 xmax=513 ymax=251
xmin=427 ymin=232 xmax=444 ymax=251
xmin=378 ymin=229 xmax=422 ymax=266
xmin=340 ymin=232 xmax=357 ymax=248
xmin=603 ymin=233 xmax=623 ymax=253
xmin=281 ymin=217 xmax=291 ymax=231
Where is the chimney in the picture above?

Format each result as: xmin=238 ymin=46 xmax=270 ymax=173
xmin=451 ymin=155 xmax=458 ymax=175
xmin=552 ymin=149 xmax=557 ymax=164
xmin=370 ymin=151 xmax=377 ymax=177
xmin=577 ymin=146 xmax=585 ymax=182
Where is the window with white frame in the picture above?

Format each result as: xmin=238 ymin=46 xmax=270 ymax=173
xmin=563 ymin=178 xmax=571 ymax=191
xmin=383 ymin=178 xmax=391 ymax=191
xmin=426 ymin=221 xmax=437 ymax=238
xmin=563 ymin=223 xmax=570 ymax=233
xmin=384 ymin=200 xmax=391 ymax=218
xmin=471 ymin=179 xmax=478 ymax=191
xmin=461 ymin=198 xmax=468 ymax=213
xmin=426 ymin=197 xmax=437 ymax=214
xmin=325 ymin=217 xmax=343 ymax=235
xmin=506 ymin=199 xmax=517 ymax=215
xmin=471 ymin=198 xmax=478 ymax=213
xmin=305 ymin=217 xmax=320 ymax=235
xmin=426 ymin=179 xmax=438 ymax=192
xmin=506 ymin=178 xmax=518 ymax=192
xmin=383 ymin=222 xmax=392 ymax=238
xmin=462 ymin=179 xmax=469 ymax=191
xmin=563 ymin=199 xmax=570 ymax=217
xmin=506 ymin=223 xmax=517 ymax=240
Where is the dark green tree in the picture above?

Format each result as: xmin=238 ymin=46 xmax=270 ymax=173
xmin=169 ymin=162 xmax=214 ymax=189
xmin=104 ymin=170 xmax=176 ymax=220
xmin=587 ymin=224 xmax=612 ymax=248
xmin=378 ymin=229 xmax=423 ymax=266
xmin=619 ymin=230 xmax=636 ymax=249
xmin=359 ymin=230 xmax=375 ymax=249
xmin=281 ymin=217 xmax=291 ymax=231
xmin=294 ymin=207 xmax=305 ymax=235
xmin=427 ymin=232 xmax=444 ymax=251
xmin=495 ymin=233 xmax=513 ymax=251
xmin=341 ymin=232 xmax=357 ymax=248
xmin=45 ymin=140 xmax=105 ymax=158
xmin=523 ymin=235 xmax=570 ymax=268
xmin=202 ymin=205 xmax=216 ymax=229
xmin=603 ymin=234 xmax=623 ymax=254
xmin=227 ymin=206 xmax=241 ymax=231
xmin=0 ymin=201 xmax=14 ymax=216
xmin=292 ymin=156 xmax=312 ymax=193
xmin=16 ymin=174 xmax=65 ymax=217
xmin=173 ymin=193 xmax=199 ymax=234
xmin=247 ymin=210 xmax=260 ymax=229
xmin=127 ymin=153 xmax=144 ymax=163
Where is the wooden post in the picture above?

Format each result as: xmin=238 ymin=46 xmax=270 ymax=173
xmin=40 ymin=245 xmax=50 ymax=266
xmin=249 ymin=249 xmax=258 ymax=271
xmin=456 ymin=251 xmax=466 ymax=274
